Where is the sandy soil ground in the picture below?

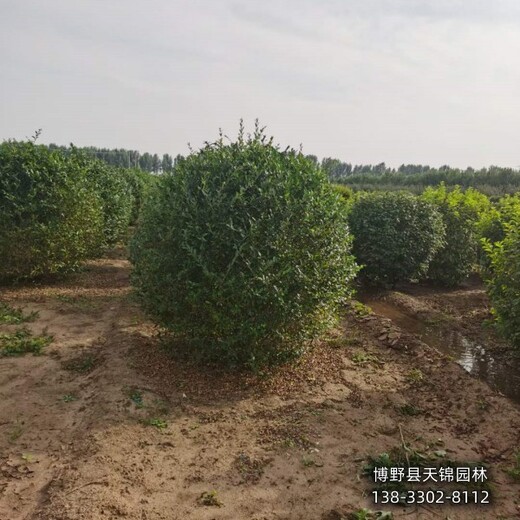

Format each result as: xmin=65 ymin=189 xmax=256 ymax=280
xmin=1 ymin=253 xmax=520 ymax=520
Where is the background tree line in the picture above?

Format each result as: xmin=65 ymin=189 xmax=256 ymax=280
xmin=42 ymin=144 xmax=520 ymax=194
xmin=311 ymin=156 xmax=520 ymax=195
xmin=46 ymin=144 xmax=182 ymax=174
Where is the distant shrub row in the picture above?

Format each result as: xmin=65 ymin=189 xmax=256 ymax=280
xmin=346 ymin=186 xmax=520 ymax=347
xmin=347 ymin=185 xmax=491 ymax=287
xmin=3 ymin=129 xmax=519 ymax=363
xmin=0 ymin=140 xmax=154 ymax=281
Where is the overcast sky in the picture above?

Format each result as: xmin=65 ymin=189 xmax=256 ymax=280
xmin=1 ymin=0 xmax=520 ymax=168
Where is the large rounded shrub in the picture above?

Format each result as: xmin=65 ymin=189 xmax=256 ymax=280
xmin=130 ymin=128 xmax=358 ymax=369
xmin=0 ymin=141 xmax=104 ymax=281
xmin=484 ymin=220 xmax=520 ymax=347
xmin=422 ymin=185 xmax=491 ymax=286
xmin=348 ymin=191 xmax=445 ymax=286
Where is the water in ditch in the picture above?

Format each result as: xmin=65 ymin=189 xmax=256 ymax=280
xmin=363 ymin=299 xmax=520 ymax=405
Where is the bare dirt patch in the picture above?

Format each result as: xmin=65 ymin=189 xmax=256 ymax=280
xmin=1 ymin=256 xmax=520 ymax=519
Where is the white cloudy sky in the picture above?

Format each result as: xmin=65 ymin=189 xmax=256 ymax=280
xmin=1 ymin=0 xmax=520 ymax=168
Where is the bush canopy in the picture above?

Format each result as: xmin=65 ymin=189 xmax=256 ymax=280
xmin=0 ymin=141 xmax=105 ymax=281
xmin=130 ymin=126 xmax=358 ymax=369
xmin=483 ymin=219 xmax=520 ymax=347
xmin=348 ymin=191 xmax=445 ymax=286
xmin=422 ymin=185 xmax=491 ymax=286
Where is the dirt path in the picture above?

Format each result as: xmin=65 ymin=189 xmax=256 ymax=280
xmin=1 ymin=255 xmax=520 ymax=519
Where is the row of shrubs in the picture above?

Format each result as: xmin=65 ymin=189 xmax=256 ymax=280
xmin=345 ymin=185 xmax=493 ymax=287
xmin=2 ymin=131 xmax=518 ymax=366
xmin=130 ymin=129 xmax=520 ymax=365
xmin=0 ymin=140 xmax=154 ymax=281
xmin=343 ymin=185 xmax=520 ymax=347
xmin=344 ymin=186 xmax=520 ymax=347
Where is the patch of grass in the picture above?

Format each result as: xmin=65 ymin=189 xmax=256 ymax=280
xmin=352 ymin=351 xmax=381 ymax=365
xmin=0 ymin=328 xmax=52 ymax=357
xmin=477 ymin=399 xmax=490 ymax=411
xmin=143 ymin=418 xmax=168 ymax=430
xmin=352 ymin=301 xmax=372 ymax=317
xmin=62 ymin=394 xmax=77 ymax=402
xmin=280 ymin=438 xmax=296 ymax=449
xmin=124 ymin=386 xmax=144 ymax=408
xmin=0 ymin=302 xmax=38 ymax=324
xmin=327 ymin=333 xmax=363 ymax=349
xmin=63 ymin=354 xmax=97 ymax=373
xmin=55 ymin=294 xmax=99 ymax=311
xmin=301 ymin=456 xmax=323 ymax=468
xmin=506 ymin=450 xmax=520 ymax=481
xmin=406 ymin=368 xmax=424 ymax=383
xmin=8 ymin=422 xmax=23 ymax=443
xmin=234 ymin=453 xmax=268 ymax=483
xmin=398 ymin=404 xmax=422 ymax=416
xmin=198 ymin=490 xmax=222 ymax=507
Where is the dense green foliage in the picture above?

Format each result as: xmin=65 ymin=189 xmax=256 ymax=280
xmin=348 ymin=192 xmax=445 ymax=286
xmin=0 ymin=140 xmax=146 ymax=281
xmin=0 ymin=141 xmax=105 ymax=280
xmin=321 ymin=159 xmax=520 ymax=195
xmin=122 ymin=168 xmax=158 ymax=224
xmin=68 ymin=151 xmax=134 ymax=250
xmin=332 ymin=183 xmax=354 ymax=201
xmin=130 ymin=128 xmax=358 ymax=369
xmin=484 ymin=220 xmax=520 ymax=347
xmin=479 ymin=194 xmax=520 ymax=246
xmin=47 ymin=143 xmax=180 ymax=173
xmin=422 ymin=185 xmax=491 ymax=286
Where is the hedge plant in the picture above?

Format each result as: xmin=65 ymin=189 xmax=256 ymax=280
xmin=69 ymin=150 xmax=134 ymax=250
xmin=348 ymin=191 xmax=445 ymax=286
xmin=483 ymin=220 xmax=520 ymax=347
xmin=130 ymin=127 xmax=358 ymax=369
xmin=0 ymin=141 xmax=104 ymax=281
xmin=422 ymin=185 xmax=491 ymax=286
xmin=479 ymin=194 xmax=520 ymax=246
xmin=123 ymin=168 xmax=157 ymax=225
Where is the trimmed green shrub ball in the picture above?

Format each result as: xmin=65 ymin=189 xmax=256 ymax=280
xmin=348 ymin=191 xmax=445 ymax=286
xmin=130 ymin=127 xmax=358 ymax=369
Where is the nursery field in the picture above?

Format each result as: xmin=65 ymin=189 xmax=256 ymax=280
xmin=1 ymin=249 xmax=520 ymax=520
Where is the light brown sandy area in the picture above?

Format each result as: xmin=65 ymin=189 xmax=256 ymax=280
xmin=1 ymin=254 xmax=520 ymax=519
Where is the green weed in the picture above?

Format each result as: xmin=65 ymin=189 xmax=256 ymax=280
xmin=129 ymin=388 xmax=144 ymax=408
xmin=0 ymin=328 xmax=52 ymax=357
xmin=406 ymin=368 xmax=424 ymax=383
xmin=198 ymin=490 xmax=222 ymax=507
xmin=349 ymin=510 xmax=393 ymax=520
xmin=64 ymin=354 xmax=97 ymax=373
xmin=8 ymin=422 xmax=23 ymax=443
xmin=506 ymin=450 xmax=520 ymax=481
xmin=477 ymin=399 xmax=490 ymax=411
xmin=352 ymin=301 xmax=372 ymax=317
xmin=398 ymin=404 xmax=422 ymax=416
xmin=0 ymin=302 xmax=38 ymax=324
xmin=144 ymin=418 xmax=168 ymax=430
xmin=352 ymin=351 xmax=381 ymax=365
xmin=55 ymin=294 xmax=99 ymax=311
